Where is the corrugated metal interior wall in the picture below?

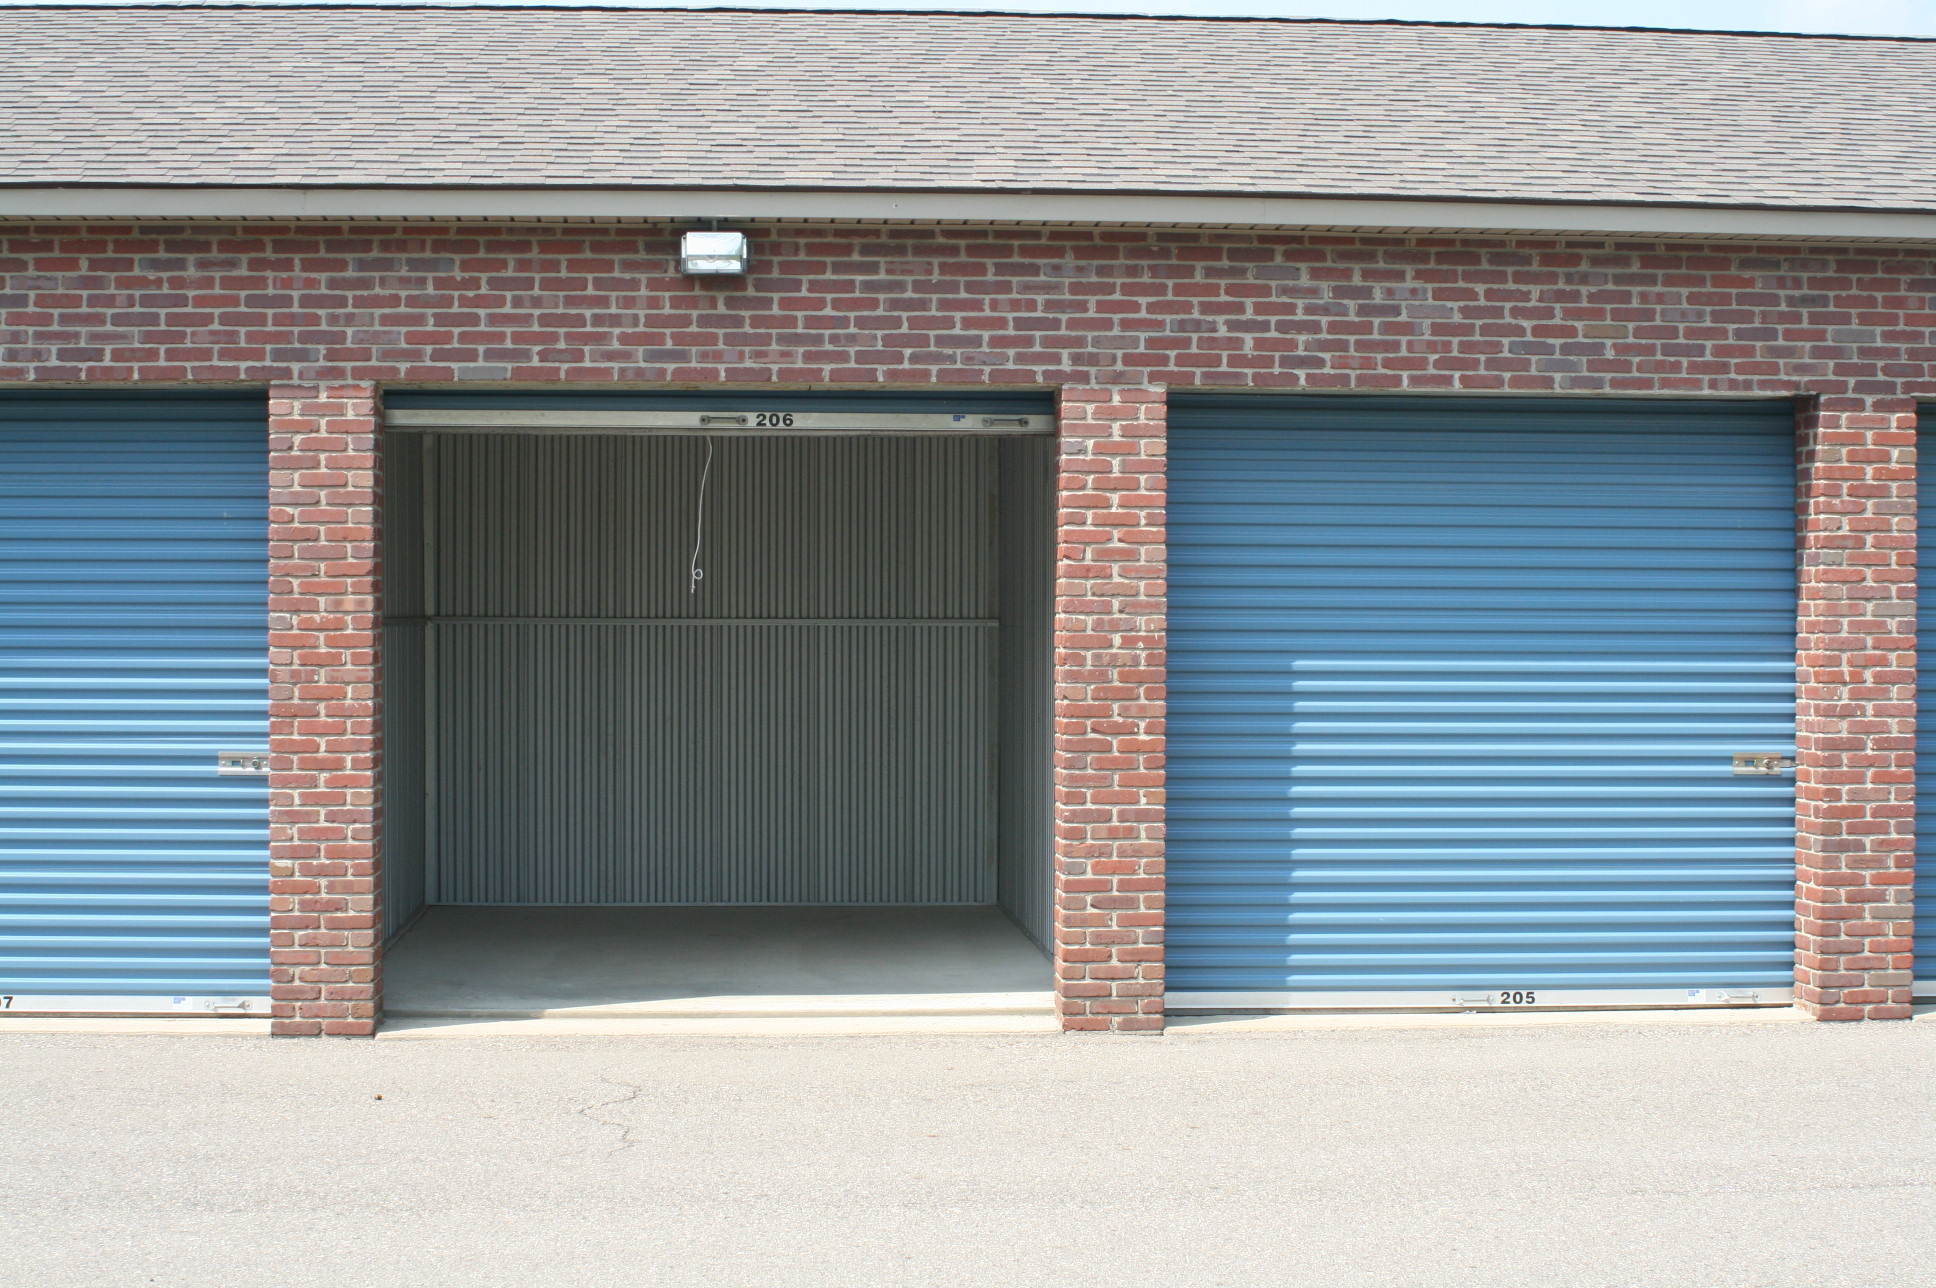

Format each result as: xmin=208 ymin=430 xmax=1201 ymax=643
xmin=380 ymin=432 xmax=427 ymax=941
xmin=382 ymin=417 xmax=1052 ymax=933
xmin=997 ymin=436 xmax=1055 ymax=948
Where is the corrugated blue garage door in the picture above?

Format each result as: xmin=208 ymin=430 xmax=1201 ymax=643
xmin=1168 ymin=396 xmax=1798 ymax=1011
xmin=0 ymin=393 xmax=269 ymax=1016
xmin=1918 ymin=416 xmax=1935 ymax=998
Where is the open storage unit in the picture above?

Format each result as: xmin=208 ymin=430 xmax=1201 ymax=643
xmin=378 ymin=392 xmax=1057 ymax=1017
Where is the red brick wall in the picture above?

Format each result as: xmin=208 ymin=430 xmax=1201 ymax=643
xmin=1795 ymin=396 xmax=1919 ymax=1020
xmin=1055 ymin=385 xmax=1167 ymax=1032
xmin=7 ymin=222 xmax=1931 ymax=394
xmin=2 ymin=220 xmax=1931 ymax=1028
xmin=267 ymin=382 xmax=382 ymax=1037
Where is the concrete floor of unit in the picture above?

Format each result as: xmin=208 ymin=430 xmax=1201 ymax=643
xmin=381 ymin=905 xmax=1054 ymax=1019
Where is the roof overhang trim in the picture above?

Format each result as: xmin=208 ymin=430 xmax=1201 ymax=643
xmin=3 ymin=187 xmax=1935 ymax=241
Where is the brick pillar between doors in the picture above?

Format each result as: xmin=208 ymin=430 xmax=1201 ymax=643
xmin=1053 ymin=385 xmax=1168 ymax=1031
xmin=267 ymin=382 xmax=384 ymax=1037
xmin=1794 ymin=395 xmax=1916 ymax=1020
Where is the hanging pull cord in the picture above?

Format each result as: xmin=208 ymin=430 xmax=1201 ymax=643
xmin=688 ymin=435 xmax=714 ymax=594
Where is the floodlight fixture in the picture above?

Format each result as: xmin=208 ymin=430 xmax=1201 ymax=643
xmin=680 ymin=229 xmax=750 ymax=275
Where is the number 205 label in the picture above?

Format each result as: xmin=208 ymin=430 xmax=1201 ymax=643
xmin=1495 ymin=991 xmax=1537 ymax=1005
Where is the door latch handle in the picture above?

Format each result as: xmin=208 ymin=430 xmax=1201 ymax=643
xmin=1732 ymin=753 xmax=1796 ymax=776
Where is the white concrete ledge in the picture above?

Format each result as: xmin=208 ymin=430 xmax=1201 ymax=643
xmin=3 ymin=187 xmax=1935 ymax=243
xmin=378 ymin=1014 xmax=1063 ymax=1038
xmin=386 ymin=990 xmax=1056 ymax=1020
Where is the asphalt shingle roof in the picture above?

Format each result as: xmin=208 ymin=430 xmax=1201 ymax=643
xmin=3 ymin=5 xmax=1933 ymax=211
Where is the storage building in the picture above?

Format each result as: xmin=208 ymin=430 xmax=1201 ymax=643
xmin=0 ymin=6 xmax=1929 ymax=1034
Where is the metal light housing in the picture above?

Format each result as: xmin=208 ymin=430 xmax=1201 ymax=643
xmin=680 ymin=230 xmax=750 ymax=275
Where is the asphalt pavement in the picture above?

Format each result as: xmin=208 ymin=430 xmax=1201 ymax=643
xmin=2 ymin=1018 xmax=1932 ymax=1288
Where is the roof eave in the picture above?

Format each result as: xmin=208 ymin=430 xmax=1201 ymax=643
xmin=3 ymin=185 xmax=1934 ymax=242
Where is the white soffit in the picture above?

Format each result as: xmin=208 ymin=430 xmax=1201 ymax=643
xmin=4 ymin=188 xmax=1936 ymax=243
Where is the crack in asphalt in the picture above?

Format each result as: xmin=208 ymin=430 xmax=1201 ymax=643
xmin=574 ymin=1078 xmax=644 ymax=1153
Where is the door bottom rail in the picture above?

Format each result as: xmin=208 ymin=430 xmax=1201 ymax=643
xmin=1166 ymin=987 xmax=1797 ymax=1013
xmin=0 ymin=994 xmax=272 ymax=1017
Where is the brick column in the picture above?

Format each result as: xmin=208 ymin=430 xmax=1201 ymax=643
xmin=1794 ymin=394 xmax=1916 ymax=1020
xmin=268 ymin=383 xmax=384 ymax=1037
xmin=1054 ymin=385 xmax=1167 ymax=1032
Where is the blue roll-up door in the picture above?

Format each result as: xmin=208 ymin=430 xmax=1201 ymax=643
xmin=0 ymin=393 xmax=269 ymax=1016
xmin=1917 ymin=417 xmax=1935 ymax=998
xmin=1168 ymin=397 xmax=1798 ymax=1011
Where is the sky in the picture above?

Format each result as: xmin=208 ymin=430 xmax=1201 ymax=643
xmin=7 ymin=0 xmax=1935 ymax=36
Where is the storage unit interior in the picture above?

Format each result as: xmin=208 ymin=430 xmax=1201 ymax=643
xmin=378 ymin=394 xmax=1056 ymax=1018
